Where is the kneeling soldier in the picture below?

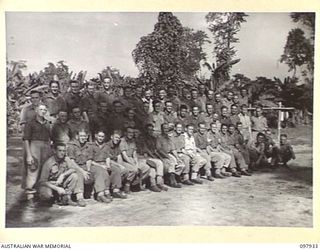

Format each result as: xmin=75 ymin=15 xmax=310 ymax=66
xmin=39 ymin=143 xmax=86 ymax=207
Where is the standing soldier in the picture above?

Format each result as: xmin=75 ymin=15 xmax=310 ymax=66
xmin=20 ymin=90 xmax=41 ymax=131
xmin=96 ymin=76 xmax=116 ymax=107
xmin=67 ymin=106 xmax=90 ymax=140
xmin=230 ymin=104 xmax=241 ymax=126
xmin=149 ymin=100 xmax=165 ymax=136
xmin=44 ymin=80 xmax=67 ymax=119
xmin=22 ymin=104 xmax=52 ymax=207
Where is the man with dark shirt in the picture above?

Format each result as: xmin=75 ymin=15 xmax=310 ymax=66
xmin=220 ymin=106 xmax=232 ymax=126
xmin=43 ymin=80 xmax=67 ymax=118
xmin=63 ymin=80 xmax=89 ymax=122
xmin=67 ymin=106 xmax=90 ymax=140
xmin=187 ymin=106 xmax=205 ymax=132
xmin=20 ymin=90 xmax=41 ymax=131
xmin=174 ymin=105 xmax=190 ymax=130
xmin=51 ymin=109 xmax=72 ymax=144
xmin=163 ymin=101 xmax=177 ymax=128
xmin=213 ymin=93 xmax=223 ymax=116
xmin=23 ymin=104 xmax=52 ymax=207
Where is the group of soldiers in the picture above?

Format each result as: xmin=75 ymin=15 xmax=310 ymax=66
xmin=19 ymin=77 xmax=296 ymax=208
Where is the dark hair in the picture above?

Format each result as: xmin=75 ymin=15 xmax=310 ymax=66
xmin=30 ymin=90 xmax=41 ymax=95
xmin=198 ymin=122 xmax=206 ymax=127
xmin=95 ymin=130 xmax=105 ymax=135
xmin=58 ymin=109 xmax=68 ymax=114
xmin=231 ymin=104 xmax=238 ymax=109
xmin=240 ymin=104 xmax=248 ymax=108
xmin=49 ymin=80 xmax=60 ymax=88
xmin=70 ymin=80 xmax=80 ymax=85
xmin=280 ymin=133 xmax=288 ymax=138
xmin=221 ymin=123 xmax=228 ymax=129
xmin=54 ymin=143 xmax=67 ymax=149
xmin=186 ymin=123 xmax=195 ymax=129
xmin=179 ymin=104 xmax=188 ymax=110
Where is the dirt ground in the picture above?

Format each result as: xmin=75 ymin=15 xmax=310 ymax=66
xmin=5 ymin=125 xmax=313 ymax=227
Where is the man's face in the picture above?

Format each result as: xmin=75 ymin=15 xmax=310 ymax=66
xmin=111 ymin=134 xmax=121 ymax=145
xmin=128 ymin=109 xmax=135 ymax=119
xmin=78 ymin=131 xmax=88 ymax=144
xmin=186 ymin=126 xmax=194 ymax=136
xmin=228 ymin=126 xmax=235 ymax=134
xmin=168 ymin=87 xmax=175 ymax=96
xmin=241 ymin=89 xmax=247 ymax=96
xmin=221 ymin=107 xmax=228 ymax=117
xmin=36 ymin=105 xmax=47 ymax=117
xmin=126 ymin=128 xmax=135 ymax=140
xmin=280 ymin=136 xmax=287 ymax=145
xmin=135 ymin=87 xmax=143 ymax=97
xmin=207 ymin=90 xmax=214 ymax=100
xmin=58 ymin=111 xmax=68 ymax=123
xmin=147 ymin=125 xmax=154 ymax=136
xmin=165 ymin=102 xmax=173 ymax=113
xmin=233 ymin=95 xmax=239 ymax=103
xmin=198 ymin=85 xmax=205 ymax=95
xmin=213 ymin=113 xmax=219 ymax=121
xmin=31 ymin=93 xmax=41 ymax=106
xmin=134 ymin=129 xmax=141 ymax=138
xmin=231 ymin=106 xmax=238 ymax=115
xmin=71 ymin=82 xmax=80 ymax=94
xmin=221 ymin=125 xmax=228 ymax=134
xmin=143 ymin=102 xmax=150 ymax=112
xmin=96 ymin=132 xmax=105 ymax=144
xmin=55 ymin=145 xmax=66 ymax=160
xmin=237 ymin=123 xmax=243 ymax=131
xmin=154 ymin=102 xmax=161 ymax=113
xmin=256 ymin=108 xmax=263 ymax=116
xmin=210 ymin=124 xmax=218 ymax=133
xmin=215 ymin=94 xmax=221 ymax=102
xmin=192 ymin=107 xmax=199 ymax=116
xmin=159 ymin=90 xmax=166 ymax=100
xmin=227 ymin=92 xmax=233 ymax=100
xmin=87 ymin=85 xmax=95 ymax=95
xmin=50 ymin=83 xmax=59 ymax=95
xmin=180 ymin=108 xmax=187 ymax=118
xmin=99 ymin=103 xmax=108 ymax=113
xmin=175 ymin=124 xmax=183 ymax=134
xmin=241 ymin=106 xmax=248 ymax=114
xmin=144 ymin=90 xmax=151 ymax=100
xmin=114 ymin=103 xmax=122 ymax=113
xmin=206 ymin=104 xmax=213 ymax=115
xmin=124 ymin=88 xmax=132 ymax=97
xmin=162 ymin=124 xmax=170 ymax=135
xmin=191 ymin=90 xmax=198 ymax=99
xmin=103 ymin=78 xmax=111 ymax=90
xmin=72 ymin=108 xmax=81 ymax=119
xmin=257 ymin=135 xmax=265 ymax=144
xmin=198 ymin=124 xmax=206 ymax=134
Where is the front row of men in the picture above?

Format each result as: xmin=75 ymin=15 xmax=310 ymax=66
xmin=23 ymin=104 xmax=295 ymax=208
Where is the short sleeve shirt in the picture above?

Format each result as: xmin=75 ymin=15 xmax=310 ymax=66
xmin=67 ymin=140 xmax=93 ymax=167
xmin=105 ymin=141 xmax=121 ymax=161
xmin=23 ymin=118 xmax=51 ymax=141
xmin=251 ymin=116 xmax=268 ymax=132
xmin=39 ymin=156 xmax=71 ymax=183
xmin=119 ymin=138 xmax=137 ymax=158
xmin=90 ymin=142 xmax=109 ymax=163
xmin=194 ymin=132 xmax=209 ymax=150
xmin=156 ymin=135 xmax=175 ymax=154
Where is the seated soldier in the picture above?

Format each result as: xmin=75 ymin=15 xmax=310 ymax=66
xmin=67 ymin=129 xmax=112 ymax=204
xmin=248 ymin=132 xmax=269 ymax=170
xmin=51 ymin=109 xmax=72 ymax=145
xmin=119 ymin=127 xmax=151 ymax=192
xmin=228 ymin=124 xmax=251 ymax=176
xmin=38 ymin=143 xmax=86 ymax=207
xmin=105 ymin=130 xmax=137 ymax=194
xmin=43 ymin=80 xmax=67 ymax=119
xmin=156 ymin=123 xmax=186 ymax=188
xmin=184 ymin=124 xmax=209 ymax=184
xmin=194 ymin=123 xmax=224 ymax=180
xmin=174 ymin=104 xmax=190 ymax=130
xmin=163 ymin=101 xmax=177 ymax=128
xmin=67 ymin=106 xmax=90 ymax=140
xmin=276 ymin=133 xmax=296 ymax=167
xmin=171 ymin=123 xmax=194 ymax=185
xmin=207 ymin=123 xmax=232 ymax=177
xmin=138 ymin=124 xmax=168 ymax=191
xmin=90 ymin=131 xmax=127 ymax=199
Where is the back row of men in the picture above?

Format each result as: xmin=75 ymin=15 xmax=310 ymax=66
xmin=20 ymin=79 xmax=295 ymax=208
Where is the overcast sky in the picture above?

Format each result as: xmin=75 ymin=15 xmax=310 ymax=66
xmin=6 ymin=12 xmax=298 ymax=80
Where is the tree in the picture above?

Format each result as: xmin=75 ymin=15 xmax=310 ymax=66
xmin=280 ymin=28 xmax=313 ymax=77
xmin=205 ymin=12 xmax=247 ymax=83
xmin=132 ymin=12 xmax=209 ymax=90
